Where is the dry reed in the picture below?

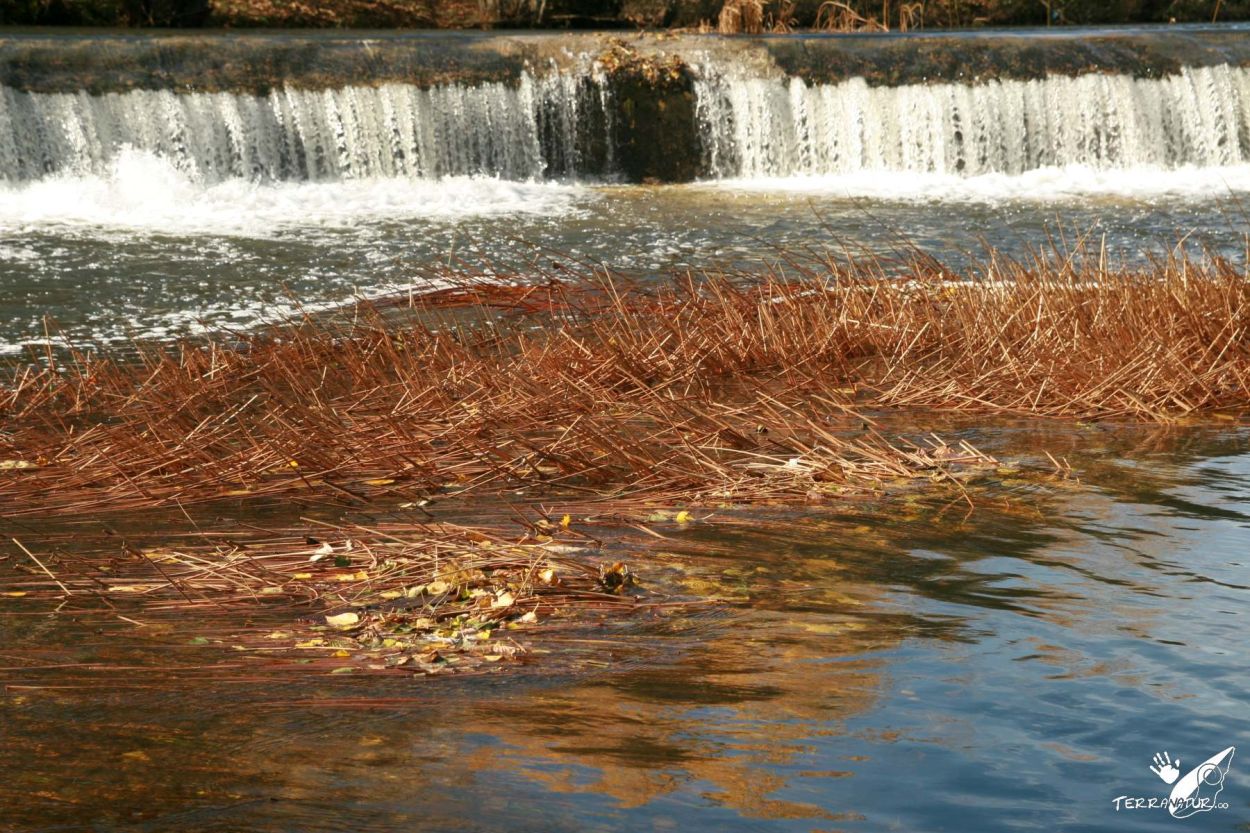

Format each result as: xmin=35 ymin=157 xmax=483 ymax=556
xmin=1 ymin=242 xmax=1246 ymax=522
xmin=4 ymin=240 xmax=1244 ymax=675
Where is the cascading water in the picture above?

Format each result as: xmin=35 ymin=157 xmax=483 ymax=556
xmin=2 ymin=53 xmax=1250 ymax=185
xmin=0 ymin=72 xmax=614 ymax=182
xmin=694 ymin=64 xmax=1250 ymax=179
xmin=5 ymin=31 xmax=1250 ymax=356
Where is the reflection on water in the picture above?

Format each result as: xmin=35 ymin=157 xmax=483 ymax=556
xmin=2 ymin=425 xmax=1248 ymax=832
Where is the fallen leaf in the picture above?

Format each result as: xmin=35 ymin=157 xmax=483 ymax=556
xmin=325 ymin=612 xmax=360 ymax=628
xmin=560 ymin=514 xmax=572 ymax=528
xmin=330 ymin=667 xmax=355 ymax=675
xmin=0 ymin=460 xmax=36 ymax=470
xmin=332 ymin=649 xmax=351 ymax=658
xmin=364 ymin=478 xmax=395 ymax=486
xmin=309 ymin=542 xmax=334 ymax=562
xmin=2 ymin=591 xmax=28 ymax=597
xmin=675 ymin=510 xmax=693 ymax=523
xmin=491 ymin=591 xmax=515 ymax=609
xmin=518 ymin=610 xmax=538 ymax=624
xmin=292 ymin=572 xmax=313 ymax=580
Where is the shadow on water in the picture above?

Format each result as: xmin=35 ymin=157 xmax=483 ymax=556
xmin=2 ymin=424 xmax=1249 ymax=832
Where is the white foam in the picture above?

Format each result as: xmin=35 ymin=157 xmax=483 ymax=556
xmin=0 ymin=148 xmax=590 ymax=237
xmin=702 ymin=164 xmax=1250 ymax=202
xmin=0 ymin=273 xmax=474 ymax=357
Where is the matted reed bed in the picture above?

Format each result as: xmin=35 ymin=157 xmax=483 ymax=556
xmin=2 ymin=243 xmax=1246 ymax=676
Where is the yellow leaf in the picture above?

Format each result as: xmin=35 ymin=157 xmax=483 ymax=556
xmin=354 ymin=571 xmax=369 ymax=581
xmin=325 ymin=612 xmax=360 ymax=628
xmin=675 ymin=510 xmax=693 ymax=523
xmin=332 ymin=649 xmax=351 ymax=658
xmin=292 ymin=572 xmax=313 ymax=580
xmin=224 ymin=489 xmax=252 ymax=496
xmin=364 ymin=478 xmax=395 ymax=486
xmin=330 ymin=667 xmax=355 ymax=675
xmin=3 ymin=591 xmax=27 ymax=597
xmin=0 ymin=460 xmax=35 ymax=470
xmin=294 ymin=638 xmax=325 ymax=648
xmin=482 ymin=655 xmax=503 ymax=662
xmin=288 ymin=460 xmax=300 ymax=468
xmin=491 ymin=591 xmax=515 ymax=609
xmin=259 ymin=586 xmax=283 ymax=595
xmin=426 ymin=580 xmax=451 ymax=595
xmin=379 ymin=590 xmax=402 ymax=600
xmin=560 ymin=514 xmax=572 ymax=528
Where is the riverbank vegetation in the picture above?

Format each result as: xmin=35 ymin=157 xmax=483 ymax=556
xmin=2 ymin=242 xmax=1247 ymax=675
xmin=2 ymin=0 xmax=1245 ymax=29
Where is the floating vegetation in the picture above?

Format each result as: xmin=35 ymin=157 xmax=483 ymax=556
xmin=0 ymin=273 xmax=1006 ymax=518
xmin=2 ymin=239 xmax=1245 ymax=676
xmin=1 ymin=515 xmax=696 ymax=678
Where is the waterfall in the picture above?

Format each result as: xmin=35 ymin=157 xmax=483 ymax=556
xmin=3 ymin=61 xmax=1250 ymax=184
xmin=0 ymin=72 xmax=613 ymax=183
xmin=694 ymin=64 xmax=1250 ymax=178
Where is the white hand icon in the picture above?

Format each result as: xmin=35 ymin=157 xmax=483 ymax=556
xmin=1150 ymin=751 xmax=1182 ymax=784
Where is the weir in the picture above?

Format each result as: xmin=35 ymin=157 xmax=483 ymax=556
xmin=2 ymin=27 xmax=1249 ymax=184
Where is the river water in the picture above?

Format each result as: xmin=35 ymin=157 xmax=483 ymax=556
xmin=3 ymin=28 xmax=1250 ymax=353
xmin=2 ymin=424 xmax=1248 ymax=832
xmin=2 ymin=26 xmax=1250 ymax=833
xmin=3 ymin=169 xmax=1249 ymax=355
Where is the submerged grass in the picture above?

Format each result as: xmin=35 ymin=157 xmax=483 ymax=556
xmin=1 ymin=240 xmax=1247 ymax=676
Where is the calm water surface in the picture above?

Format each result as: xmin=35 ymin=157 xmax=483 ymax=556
xmin=2 ymin=425 xmax=1248 ymax=832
